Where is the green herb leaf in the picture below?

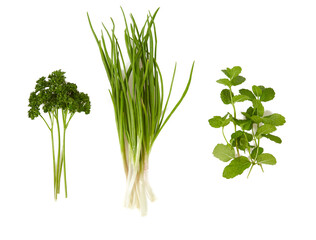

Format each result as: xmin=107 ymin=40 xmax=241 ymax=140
xmin=208 ymin=116 xmax=224 ymax=128
xmin=250 ymin=115 xmax=262 ymax=123
xmin=213 ymin=144 xmax=235 ymax=162
xmin=238 ymin=119 xmax=253 ymax=130
xmin=258 ymin=85 xmax=265 ymax=91
xmin=232 ymin=94 xmax=249 ymax=103
xmin=252 ymin=85 xmax=262 ymax=97
xmin=223 ymin=156 xmax=251 ymax=179
xmin=262 ymin=134 xmax=282 ymax=143
xmin=230 ymin=66 xmax=242 ymax=78
xmin=231 ymin=76 xmax=246 ymax=86
xmin=260 ymin=88 xmax=275 ymax=102
xmin=220 ymin=89 xmax=232 ymax=104
xmin=241 ymin=111 xmax=251 ymax=119
xmin=244 ymin=132 xmax=253 ymax=142
xmin=231 ymin=130 xmax=243 ymax=139
xmin=239 ymin=137 xmax=249 ymax=150
xmin=222 ymin=114 xmax=231 ymax=127
xmin=262 ymin=113 xmax=286 ymax=126
xmin=216 ymin=78 xmax=231 ymax=87
xmin=222 ymin=66 xmax=242 ymax=79
xmin=246 ymin=107 xmax=254 ymax=116
xmin=251 ymin=147 xmax=264 ymax=159
xmin=252 ymin=99 xmax=264 ymax=116
xmin=239 ymin=89 xmax=255 ymax=100
xmin=231 ymin=132 xmax=252 ymax=151
xmin=256 ymin=124 xmax=277 ymax=138
xmin=257 ymin=153 xmax=276 ymax=165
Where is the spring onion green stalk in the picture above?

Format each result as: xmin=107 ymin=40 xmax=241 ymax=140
xmin=87 ymin=8 xmax=194 ymax=215
xmin=28 ymin=70 xmax=91 ymax=199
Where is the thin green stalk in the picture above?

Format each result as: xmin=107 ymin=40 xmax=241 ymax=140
xmin=243 ymin=132 xmax=253 ymax=163
xmin=252 ymin=128 xmax=264 ymax=173
xmin=55 ymin=109 xmax=61 ymax=194
xmin=66 ymin=112 xmax=74 ymax=128
xmin=40 ymin=114 xmax=51 ymax=130
xmin=255 ymin=138 xmax=260 ymax=160
xmin=247 ymin=164 xmax=254 ymax=178
xmin=62 ymin=125 xmax=67 ymax=197
xmin=61 ymin=109 xmax=68 ymax=197
xmin=252 ymin=127 xmax=258 ymax=147
xmin=49 ymin=113 xmax=57 ymax=200
xmin=154 ymin=62 xmax=194 ymax=142
xmin=229 ymin=87 xmax=240 ymax=156
xmin=222 ymin=127 xmax=229 ymax=145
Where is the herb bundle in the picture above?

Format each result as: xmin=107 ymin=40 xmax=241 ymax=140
xmin=209 ymin=66 xmax=285 ymax=179
xmin=88 ymin=8 xmax=194 ymax=215
xmin=28 ymin=70 xmax=91 ymax=199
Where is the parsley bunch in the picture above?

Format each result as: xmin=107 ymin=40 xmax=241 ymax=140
xmin=209 ymin=66 xmax=285 ymax=179
xmin=28 ymin=70 xmax=91 ymax=199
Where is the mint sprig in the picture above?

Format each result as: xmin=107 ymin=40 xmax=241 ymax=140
xmin=209 ymin=66 xmax=286 ymax=179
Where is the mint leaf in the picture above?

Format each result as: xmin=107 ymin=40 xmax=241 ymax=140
xmin=239 ymin=89 xmax=255 ymax=100
xmin=262 ymin=134 xmax=282 ymax=144
xmin=208 ymin=116 xmax=223 ymax=128
xmin=213 ymin=144 xmax=235 ymax=162
xmin=258 ymin=85 xmax=265 ymax=91
xmin=232 ymin=94 xmax=249 ymax=103
xmin=250 ymin=115 xmax=262 ymax=123
xmin=222 ymin=117 xmax=231 ymax=127
xmin=239 ymin=137 xmax=249 ymax=150
xmin=231 ymin=130 xmax=243 ymax=139
xmin=256 ymin=124 xmax=277 ymax=138
xmin=246 ymin=107 xmax=254 ymax=116
xmin=222 ymin=156 xmax=251 ymax=179
xmin=252 ymin=99 xmax=264 ymax=116
xmin=231 ymin=76 xmax=246 ymax=86
xmin=262 ymin=113 xmax=286 ymax=126
xmin=257 ymin=153 xmax=276 ymax=165
xmin=222 ymin=66 xmax=242 ymax=79
xmin=230 ymin=66 xmax=242 ymax=79
xmin=238 ymin=119 xmax=252 ymax=130
xmin=252 ymin=85 xmax=262 ymax=97
xmin=260 ymin=88 xmax=275 ymax=102
xmin=231 ymin=132 xmax=252 ymax=151
xmin=241 ymin=111 xmax=251 ymax=119
xmin=251 ymin=147 xmax=264 ymax=159
xmin=244 ymin=132 xmax=253 ymax=142
xmin=216 ymin=78 xmax=232 ymax=87
xmin=221 ymin=89 xmax=232 ymax=104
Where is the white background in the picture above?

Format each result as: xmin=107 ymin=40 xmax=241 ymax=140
xmin=1 ymin=0 xmax=315 ymax=239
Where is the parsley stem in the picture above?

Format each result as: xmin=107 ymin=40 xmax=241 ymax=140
xmin=55 ymin=109 xmax=61 ymax=194
xmin=66 ymin=112 xmax=75 ymax=128
xmin=40 ymin=114 xmax=51 ymax=130
xmin=49 ymin=114 xmax=57 ymax=200
xmin=59 ymin=110 xmax=68 ymax=197
xmin=62 ymin=124 xmax=67 ymax=198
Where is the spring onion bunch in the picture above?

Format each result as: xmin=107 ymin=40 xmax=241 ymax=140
xmin=28 ymin=70 xmax=91 ymax=199
xmin=87 ymin=8 xmax=194 ymax=215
